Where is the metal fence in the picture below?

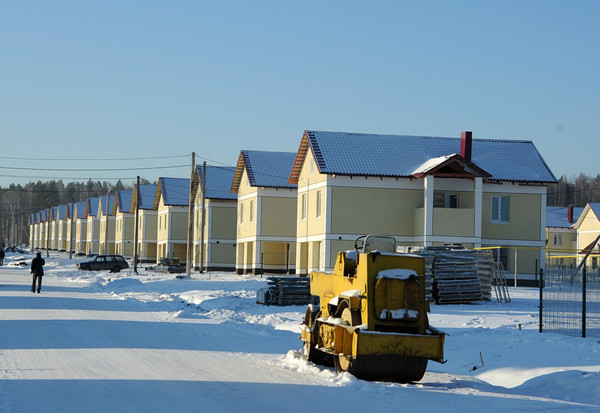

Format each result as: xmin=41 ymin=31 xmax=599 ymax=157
xmin=541 ymin=263 xmax=600 ymax=338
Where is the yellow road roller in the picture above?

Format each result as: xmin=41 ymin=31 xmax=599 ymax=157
xmin=300 ymin=235 xmax=445 ymax=382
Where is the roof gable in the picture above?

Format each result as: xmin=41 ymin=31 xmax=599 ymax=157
xmin=573 ymin=203 xmax=600 ymax=230
xmin=289 ymin=130 xmax=556 ymax=184
xmin=98 ymin=195 xmax=115 ymax=216
xmin=232 ymin=150 xmax=297 ymax=193
xmin=154 ymin=177 xmax=190 ymax=208
xmin=85 ymin=198 xmax=100 ymax=218
xmin=193 ymin=165 xmax=237 ymax=200
xmin=115 ymin=190 xmax=133 ymax=214
xmin=131 ymin=184 xmax=158 ymax=211
xmin=412 ymin=154 xmax=492 ymax=179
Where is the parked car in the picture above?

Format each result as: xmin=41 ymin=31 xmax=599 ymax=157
xmin=77 ymin=255 xmax=129 ymax=272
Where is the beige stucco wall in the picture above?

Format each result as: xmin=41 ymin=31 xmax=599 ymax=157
xmin=330 ymin=186 xmax=422 ymax=236
xmin=210 ymin=205 xmax=237 ymax=239
xmin=481 ymin=192 xmax=541 ymax=240
xmin=261 ymin=197 xmax=297 ymax=237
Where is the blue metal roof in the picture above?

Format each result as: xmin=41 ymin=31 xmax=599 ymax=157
xmin=237 ymin=150 xmax=297 ymax=190
xmin=196 ymin=165 xmax=237 ymax=200
xmin=589 ymin=203 xmax=600 ymax=220
xmin=546 ymin=206 xmax=583 ymax=228
xmin=57 ymin=205 xmax=68 ymax=220
xmin=99 ymin=195 xmax=115 ymax=216
xmin=75 ymin=201 xmax=87 ymax=219
xmin=295 ymin=131 xmax=556 ymax=183
xmin=86 ymin=198 xmax=100 ymax=217
xmin=116 ymin=190 xmax=133 ymax=213
xmin=137 ymin=184 xmax=158 ymax=210
xmin=158 ymin=177 xmax=190 ymax=206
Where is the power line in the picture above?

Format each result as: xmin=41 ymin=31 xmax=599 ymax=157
xmin=0 ymin=154 xmax=190 ymax=162
xmin=0 ymin=164 xmax=188 ymax=172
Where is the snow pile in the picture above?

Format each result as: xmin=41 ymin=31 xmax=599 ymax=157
xmin=1 ymin=251 xmax=599 ymax=412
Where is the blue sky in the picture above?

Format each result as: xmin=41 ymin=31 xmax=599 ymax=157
xmin=1 ymin=1 xmax=598 ymax=187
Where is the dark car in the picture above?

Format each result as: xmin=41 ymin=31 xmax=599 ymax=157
xmin=77 ymin=255 xmax=129 ymax=272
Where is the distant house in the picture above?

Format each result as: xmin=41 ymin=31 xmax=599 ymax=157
xmin=288 ymin=130 xmax=557 ymax=278
xmin=546 ymin=205 xmax=583 ymax=268
xmin=85 ymin=198 xmax=101 ymax=255
xmin=56 ymin=205 xmax=69 ymax=251
xmin=231 ymin=150 xmax=297 ymax=274
xmin=113 ymin=190 xmax=135 ymax=258
xmin=191 ymin=165 xmax=237 ymax=271
xmin=71 ymin=201 xmax=88 ymax=255
xmin=572 ymin=203 xmax=600 ymax=269
xmin=38 ymin=210 xmax=49 ymax=251
xmin=153 ymin=177 xmax=190 ymax=264
xmin=130 ymin=184 xmax=158 ymax=263
xmin=49 ymin=206 xmax=59 ymax=250
xmin=98 ymin=195 xmax=116 ymax=255
xmin=28 ymin=213 xmax=36 ymax=249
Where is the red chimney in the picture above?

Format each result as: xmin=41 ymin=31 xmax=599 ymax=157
xmin=460 ymin=131 xmax=472 ymax=161
xmin=568 ymin=205 xmax=574 ymax=224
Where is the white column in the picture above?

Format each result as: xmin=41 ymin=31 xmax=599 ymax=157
xmin=474 ymin=177 xmax=483 ymax=247
xmin=423 ymin=176 xmax=434 ymax=246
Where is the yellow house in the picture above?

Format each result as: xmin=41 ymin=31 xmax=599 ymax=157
xmin=85 ymin=198 xmax=101 ymax=255
xmin=72 ymin=201 xmax=88 ymax=255
xmin=49 ymin=206 xmax=59 ymax=250
xmin=231 ymin=150 xmax=297 ymax=274
xmin=288 ymin=130 xmax=557 ymax=281
xmin=29 ymin=212 xmax=42 ymax=250
xmin=56 ymin=205 xmax=69 ymax=251
xmin=191 ymin=165 xmax=237 ymax=271
xmin=572 ymin=203 xmax=600 ymax=270
xmin=113 ymin=190 xmax=135 ymax=258
xmin=130 ymin=184 xmax=158 ymax=263
xmin=153 ymin=177 xmax=190 ymax=265
xmin=98 ymin=194 xmax=116 ymax=255
xmin=28 ymin=214 xmax=34 ymax=249
xmin=39 ymin=209 xmax=50 ymax=251
xmin=546 ymin=205 xmax=582 ymax=269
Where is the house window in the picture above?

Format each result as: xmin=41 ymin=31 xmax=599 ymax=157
xmin=433 ymin=192 xmax=458 ymax=208
xmin=240 ymin=203 xmax=244 ymax=224
xmin=553 ymin=234 xmax=562 ymax=246
xmin=302 ymin=194 xmax=307 ymax=220
xmin=445 ymin=194 xmax=458 ymax=208
xmin=250 ymin=200 xmax=254 ymax=223
xmin=491 ymin=196 xmax=510 ymax=223
xmin=316 ymin=190 xmax=322 ymax=218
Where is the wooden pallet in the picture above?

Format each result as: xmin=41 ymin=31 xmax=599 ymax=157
xmin=257 ymin=276 xmax=315 ymax=306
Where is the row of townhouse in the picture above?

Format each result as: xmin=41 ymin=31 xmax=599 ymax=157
xmin=29 ymin=129 xmax=560 ymax=280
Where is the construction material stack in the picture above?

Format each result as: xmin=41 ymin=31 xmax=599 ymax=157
xmin=300 ymin=235 xmax=445 ymax=383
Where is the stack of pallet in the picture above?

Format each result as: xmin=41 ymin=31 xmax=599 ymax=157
xmin=416 ymin=249 xmax=494 ymax=304
xmin=256 ymin=276 xmax=314 ymax=306
xmin=433 ymin=253 xmax=481 ymax=304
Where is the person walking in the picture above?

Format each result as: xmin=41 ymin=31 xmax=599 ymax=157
xmin=30 ymin=252 xmax=45 ymax=293
xmin=0 ymin=248 xmax=4 ymax=265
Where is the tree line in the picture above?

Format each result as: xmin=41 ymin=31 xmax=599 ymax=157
xmin=0 ymin=173 xmax=597 ymax=248
xmin=546 ymin=173 xmax=600 ymax=207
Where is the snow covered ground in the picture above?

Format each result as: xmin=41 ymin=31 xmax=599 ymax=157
xmin=0 ymin=251 xmax=599 ymax=412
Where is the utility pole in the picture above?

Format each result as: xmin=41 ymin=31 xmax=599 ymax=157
xmin=45 ymin=208 xmax=50 ymax=258
xmin=69 ymin=202 xmax=74 ymax=259
xmin=200 ymin=161 xmax=207 ymax=274
xmin=133 ymin=176 xmax=140 ymax=274
xmin=104 ymin=190 xmax=110 ymax=255
xmin=185 ymin=152 xmax=196 ymax=278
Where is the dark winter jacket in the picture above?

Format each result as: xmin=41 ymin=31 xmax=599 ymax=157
xmin=31 ymin=256 xmax=45 ymax=276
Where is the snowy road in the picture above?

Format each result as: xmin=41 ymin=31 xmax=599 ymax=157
xmin=0 ymin=258 xmax=599 ymax=412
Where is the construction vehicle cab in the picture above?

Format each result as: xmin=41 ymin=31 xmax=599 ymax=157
xmin=300 ymin=235 xmax=445 ymax=382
